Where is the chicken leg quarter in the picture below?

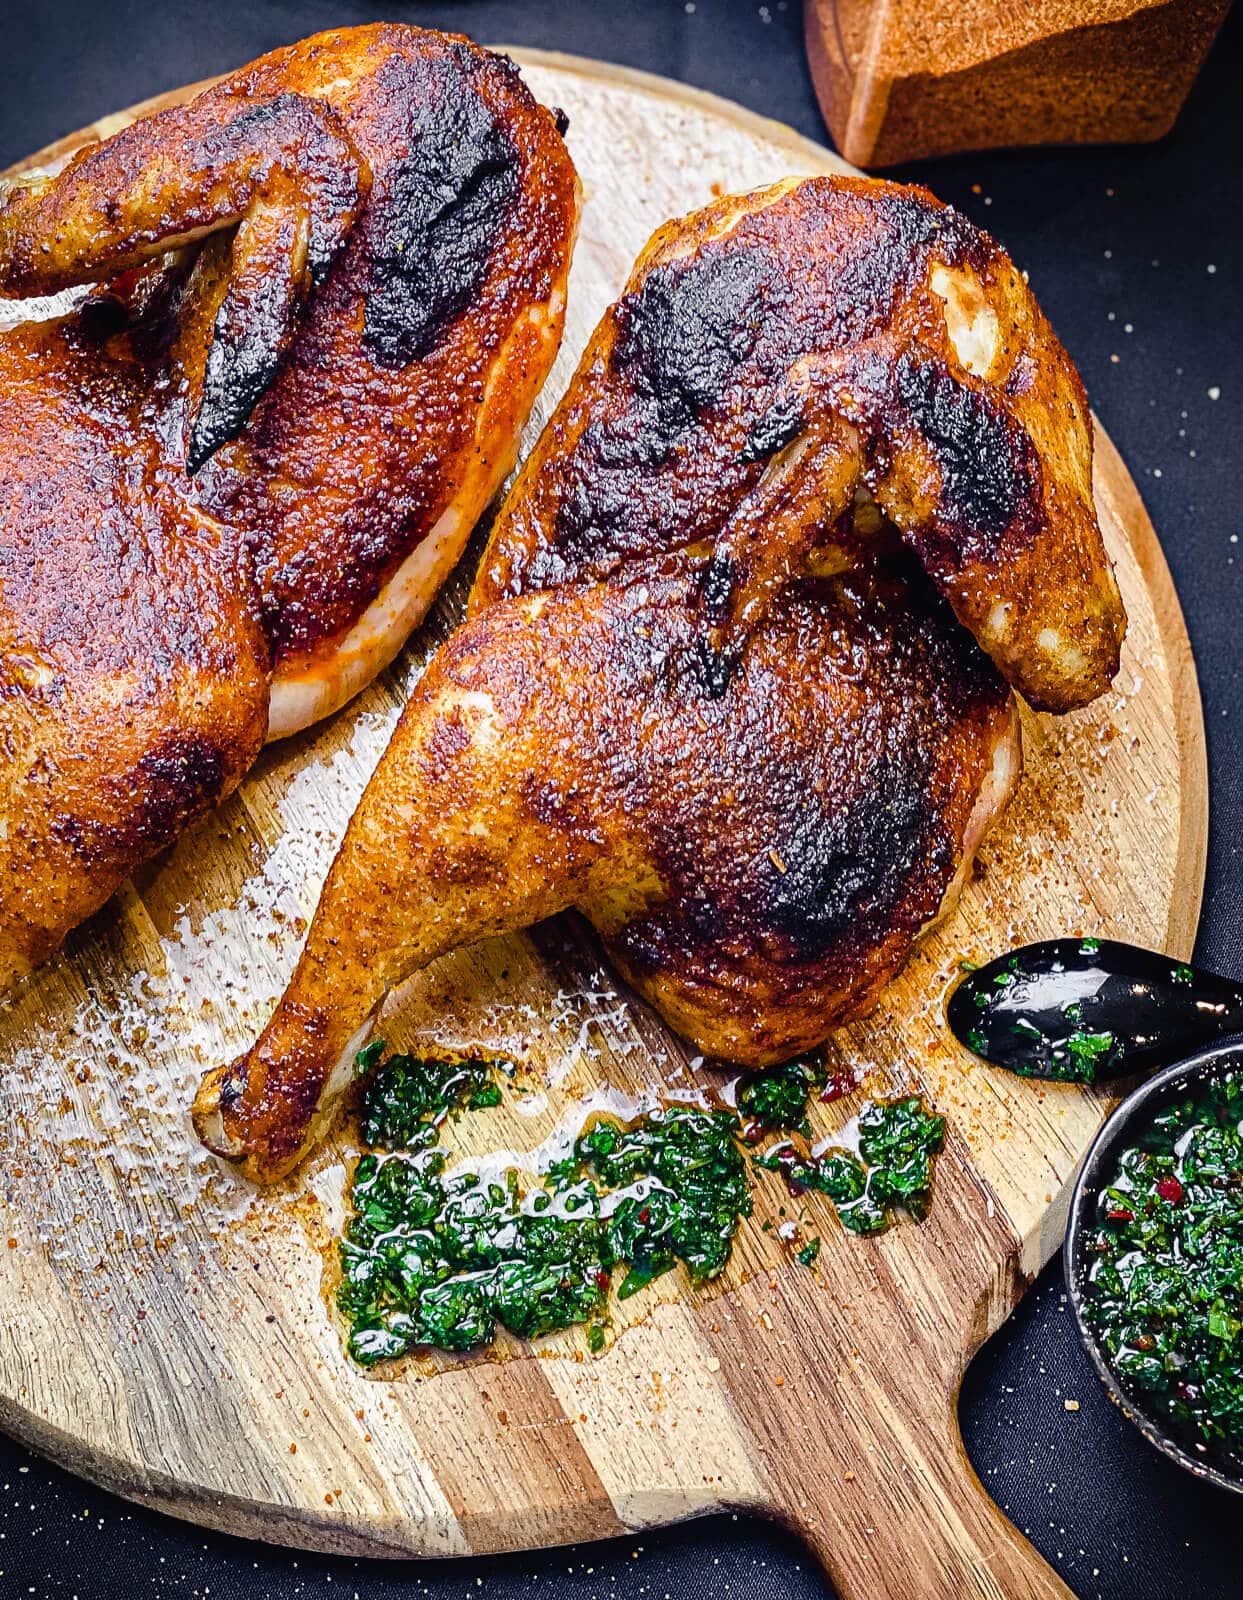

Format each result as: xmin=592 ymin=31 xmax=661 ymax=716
xmin=195 ymin=557 xmax=1020 ymax=1181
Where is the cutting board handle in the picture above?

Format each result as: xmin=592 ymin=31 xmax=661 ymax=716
xmin=770 ymin=1391 xmax=1073 ymax=1600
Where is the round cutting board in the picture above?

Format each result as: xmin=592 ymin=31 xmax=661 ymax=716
xmin=0 ymin=48 xmax=1207 ymax=1600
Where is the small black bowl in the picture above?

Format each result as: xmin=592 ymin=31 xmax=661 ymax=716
xmin=1063 ymin=1039 xmax=1243 ymax=1494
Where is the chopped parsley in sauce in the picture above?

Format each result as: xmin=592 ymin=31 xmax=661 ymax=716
xmin=735 ymin=1055 xmax=827 ymax=1138
xmin=1083 ymin=1071 xmax=1243 ymax=1462
xmin=962 ymin=953 xmax=1120 ymax=1083
xmin=337 ymin=1048 xmax=945 ymax=1365
xmin=1060 ymin=1028 xmax=1119 ymax=1083
xmin=355 ymin=1045 xmax=504 ymax=1148
xmin=568 ymin=1106 xmax=751 ymax=1299
xmin=340 ymin=1150 xmax=612 ymax=1364
xmin=754 ymin=1095 xmax=946 ymax=1234
xmin=796 ymin=1236 xmax=821 ymax=1269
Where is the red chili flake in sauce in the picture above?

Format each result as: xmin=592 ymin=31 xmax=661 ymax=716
xmin=1157 ymin=1177 xmax=1185 ymax=1204
xmin=820 ymin=1073 xmax=855 ymax=1105
xmin=638 ymin=1207 xmax=650 ymax=1224
xmin=1106 ymin=1206 xmax=1136 ymax=1222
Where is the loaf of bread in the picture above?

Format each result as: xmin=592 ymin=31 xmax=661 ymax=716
xmin=805 ymin=0 xmax=1231 ymax=167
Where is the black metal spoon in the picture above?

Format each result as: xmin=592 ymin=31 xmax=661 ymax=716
xmin=946 ymin=938 xmax=1243 ymax=1083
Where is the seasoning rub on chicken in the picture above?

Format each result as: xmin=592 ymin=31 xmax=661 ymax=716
xmin=197 ymin=176 xmax=1125 ymax=1183
xmin=0 ymin=24 xmax=578 ymax=993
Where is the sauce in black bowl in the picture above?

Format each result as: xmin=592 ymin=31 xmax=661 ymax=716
xmin=1065 ymin=1042 xmax=1243 ymax=1492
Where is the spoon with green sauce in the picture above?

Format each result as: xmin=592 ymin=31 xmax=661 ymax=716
xmin=947 ymin=938 xmax=1243 ymax=1083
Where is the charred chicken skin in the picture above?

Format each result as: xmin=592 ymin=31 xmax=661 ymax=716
xmin=0 ymin=24 xmax=578 ymax=992
xmin=197 ymin=175 xmax=1125 ymax=1184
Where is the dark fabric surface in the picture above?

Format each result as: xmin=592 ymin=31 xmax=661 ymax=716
xmin=0 ymin=3 xmax=1239 ymax=1596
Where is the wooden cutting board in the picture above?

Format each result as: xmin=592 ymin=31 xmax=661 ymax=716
xmin=0 ymin=49 xmax=1207 ymax=1600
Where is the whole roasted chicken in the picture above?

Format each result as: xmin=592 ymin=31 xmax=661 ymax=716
xmin=0 ymin=24 xmax=578 ymax=991
xmin=197 ymin=175 xmax=1125 ymax=1183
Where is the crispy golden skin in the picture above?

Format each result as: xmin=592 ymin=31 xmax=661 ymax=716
xmin=184 ymin=28 xmax=580 ymax=728
xmin=196 ymin=557 xmax=1018 ymax=1182
xmin=476 ymin=177 xmax=1125 ymax=714
xmin=0 ymin=314 xmax=269 ymax=987
xmin=0 ymin=25 xmax=578 ymax=992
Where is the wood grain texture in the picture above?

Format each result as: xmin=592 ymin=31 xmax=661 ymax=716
xmin=0 ymin=49 xmax=1207 ymax=1600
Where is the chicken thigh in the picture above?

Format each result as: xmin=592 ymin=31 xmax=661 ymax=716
xmin=0 ymin=24 xmax=578 ymax=991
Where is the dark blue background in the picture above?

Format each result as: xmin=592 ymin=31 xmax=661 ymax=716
xmin=1 ymin=4 xmax=1239 ymax=1596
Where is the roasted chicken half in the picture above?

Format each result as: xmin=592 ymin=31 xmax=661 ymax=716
xmin=197 ymin=175 xmax=1125 ymax=1184
xmin=0 ymin=24 xmax=578 ymax=992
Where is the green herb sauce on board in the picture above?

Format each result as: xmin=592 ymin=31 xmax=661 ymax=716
xmin=754 ymin=1096 xmax=946 ymax=1234
xmin=1083 ymin=1071 xmax=1243 ymax=1462
xmin=735 ymin=1055 xmax=826 ymax=1138
xmin=337 ymin=1048 xmax=947 ymax=1366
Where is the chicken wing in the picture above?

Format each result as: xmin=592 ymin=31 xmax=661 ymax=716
xmin=0 ymin=25 xmax=577 ymax=992
xmin=0 ymin=87 xmax=366 ymax=472
xmin=476 ymin=177 xmax=1124 ymax=714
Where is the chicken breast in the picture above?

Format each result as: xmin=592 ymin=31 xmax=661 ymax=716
xmin=476 ymin=176 xmax=1124 ymax=713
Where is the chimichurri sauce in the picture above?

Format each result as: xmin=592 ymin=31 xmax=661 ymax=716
xmin=735 ymin=1055 xmax=826 ymax=1138
xmin=1083 ymin=1071 xmax=1243 ymax=1463
xmin=339 ymin=1150 xmax=613 ymax=1364
xmin=754 ymin=1095 xmax=946 ymax=1234
xmin=354 ymin=1041 xmax=504 ymax=1147
xmin=337 ymin=1047 xmax=945 ymax=1366
xmin=568 ymin=1106 xmax=751 ymax=1299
